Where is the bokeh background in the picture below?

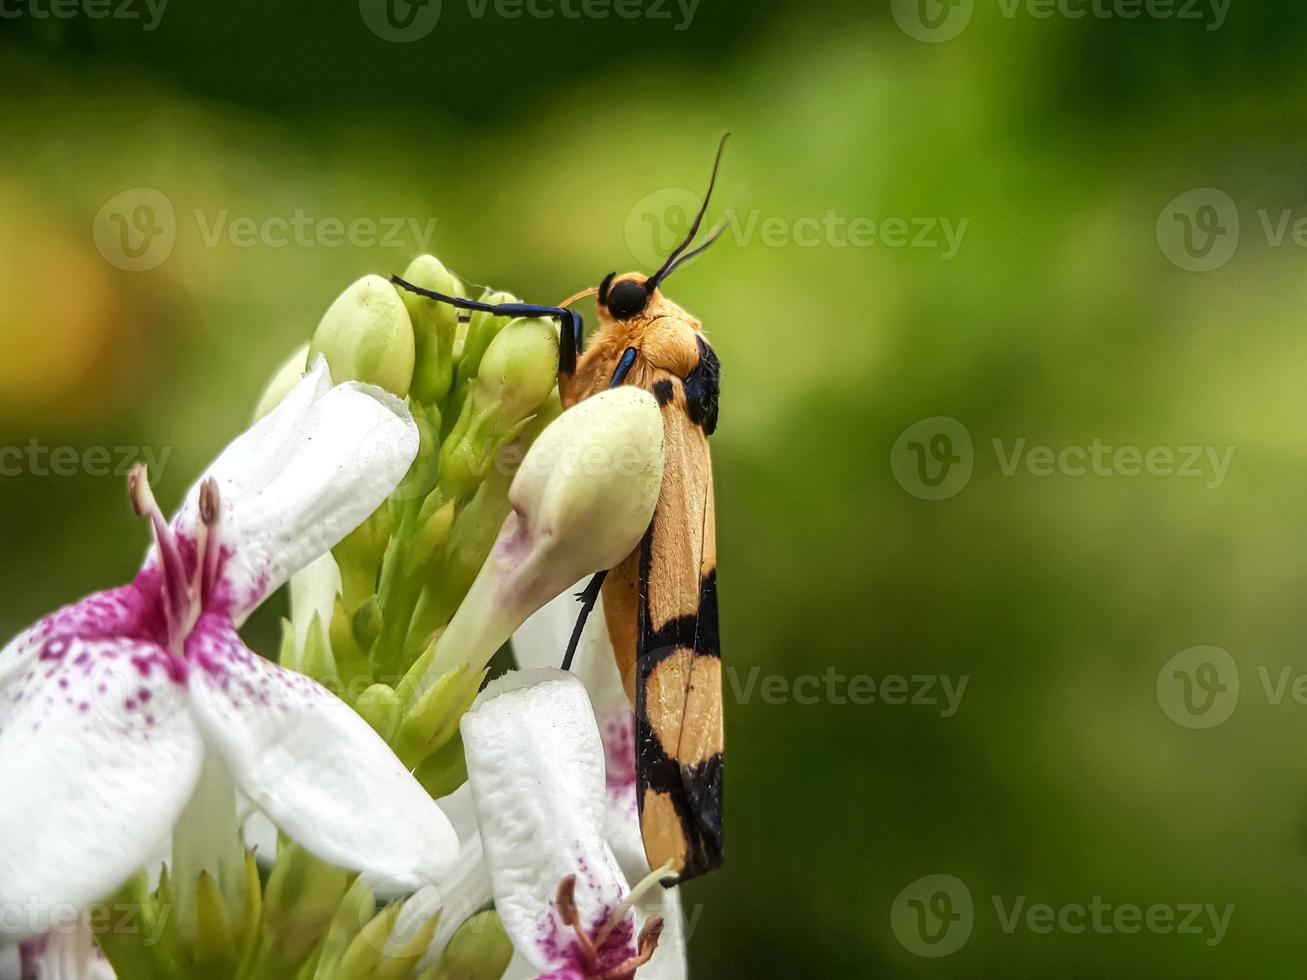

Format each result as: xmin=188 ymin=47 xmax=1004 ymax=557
xmin=5 ymin=0 xmax=1307 ymax=975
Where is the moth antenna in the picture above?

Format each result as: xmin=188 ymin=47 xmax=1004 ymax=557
xmin=557 ymin=286 xmax=598 ymax=308
xmin=646 ymin=133 xmax=731 ymax=292
xmin=658 ymin=214 xmax=731 ymax=280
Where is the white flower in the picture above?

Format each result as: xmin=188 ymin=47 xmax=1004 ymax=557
xmin=412 ymin=588 xmax=686 ymax=980
xmin=0 ymin=358 xmax=460 ymax=940
xmin=500 ymin=589 xmax=687 ymax=980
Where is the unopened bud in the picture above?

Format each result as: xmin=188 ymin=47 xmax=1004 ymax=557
xmin=507 ymin=387 xmax=664 ymax=594
xmin=399 ymin=254 xmax=463 ymax=405
xmin=253 ymin=343 xmax=310 ymax=420
xmin=430 ymin=910 xmax=513 ymax=980
xmin=309 ymin=275 xmax=416 ymax=398
xmin=420 ymin=387 xmax=663 ymax=682
xmin=474 ymin=316 xmax=559 ymax=426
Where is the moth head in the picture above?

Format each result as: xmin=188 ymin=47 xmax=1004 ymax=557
xmin=597 ymin=271 xmax=657 ymax=323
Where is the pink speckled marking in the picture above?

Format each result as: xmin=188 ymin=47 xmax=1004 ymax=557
xmin=186 ymin=613 xmax=323 ymax=713
xmin=3 ymin=634 xmax=187 ymax=738
xmin=602 ymin=709 xmax=638 ymax=821
xmin=535 ymin=902 xmax=638 ymax=980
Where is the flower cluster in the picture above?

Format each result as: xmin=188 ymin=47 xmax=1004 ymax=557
xmin=0 ymin=257 xmax=683 ymax=980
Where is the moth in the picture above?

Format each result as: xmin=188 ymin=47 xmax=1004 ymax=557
xmin=392 ymin=137 xmax=729 ymax=884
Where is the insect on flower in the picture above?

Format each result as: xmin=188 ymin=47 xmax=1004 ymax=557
xmin=392 ymin=136 xmax=731 ymax=885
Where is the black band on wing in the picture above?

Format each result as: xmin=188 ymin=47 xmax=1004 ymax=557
xmin=684 ymin=335 xmax=721 ymax=435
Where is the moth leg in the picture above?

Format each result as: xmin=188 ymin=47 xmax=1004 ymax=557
xmin=609 ymin=347 xmax=638 ymax=388
xmin=561 ymin=570 xmax=609 ymax=672
xmin=390 ymin=275 xmax=585 ymax=380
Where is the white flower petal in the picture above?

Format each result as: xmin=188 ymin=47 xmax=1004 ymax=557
xmin=173 ymin=361 xmax=418 ymax=623
xmin=436 ymin=782 xmax=480 ymax=843
xmin=499 ymin=950 xmax=539 ymax=980
xmin=196 ymin=355 xmax=333 ymax=507
xmin=513 ymin=600 xmax=690 ymax=980
xmin=0 ymin=636 xmax=202 ymax=940
xmin=418 ymin=834 xmax=492 ymax=970
xmin=17 ymin=914 xmax=117 ymax=980
xmin=1 ymin=588 xmax=150 ymax=705
xmin=184 ymin=615 xmax=458 ymax=887
xmin=461 ymin=669 xmax=633 ymax=974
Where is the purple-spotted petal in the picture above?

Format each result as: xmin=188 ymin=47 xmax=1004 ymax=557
xmin=168 ymin=358 xmax=418 ymax=624
xmin=184 ymin=615 xmax=458 ymax=886
xmin=461 ymin=669 xmax=636 ymax=976
xmin=0 ymin=635 xmax=201 ymax=940
xmin=1 ymin=588 xmax=160 ymax=705
xmin=513 ymin=594 xmax=688 ymax=980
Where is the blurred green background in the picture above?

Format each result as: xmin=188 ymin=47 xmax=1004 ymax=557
xmin=5 ymin=0 xmax=1307 ymax=975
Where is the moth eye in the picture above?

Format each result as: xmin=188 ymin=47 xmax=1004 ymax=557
xmin=605 ymin=279 xmax=649 ymax=320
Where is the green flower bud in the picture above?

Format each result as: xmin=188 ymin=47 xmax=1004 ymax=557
xmin=423 ymin=911 xmax=512 ymax=980
xmin=400 ymin=254 xmax=463 ymax=406
xmin=474 ymin=316 xmax=560 ymax=426
xmin=355 ymin=682 xmax=403 ymax=740
xmin=254 ymin=342 xmax=310 ymax=420
xmin=459 ymin=290 xmax=516 ymax=380
xmin=309 ymin=275 xmax=416 ymax=397
xmin=392 ymin=664 xmax=483 ymax=768
xmin=333 ymin=507 xmax=392 ymax=611
xmin=351 ymin=595 xmax=384 ymax=651
xmin=437 ymin=318 xmax=558 ymax=502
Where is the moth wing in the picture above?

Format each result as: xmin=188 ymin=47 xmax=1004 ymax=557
xmin=633 ymin=375 xmax=724 ymax=883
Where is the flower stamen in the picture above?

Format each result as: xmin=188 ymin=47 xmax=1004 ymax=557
xmin=129 ymin=464 xmax=192 ymax=652
xmin=197 ymin=478 xmax=222 ymax=605
xmin=555 ymin=874 xmax=599 ymax=966
xmin=591 ymin=916 xmax=665 ymax=980
xmin=592 ymin=861 xmax=673 ymax=950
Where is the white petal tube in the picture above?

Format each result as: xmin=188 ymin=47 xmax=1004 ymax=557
xmin=461 ymin=669 xmax=633 ymax=974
